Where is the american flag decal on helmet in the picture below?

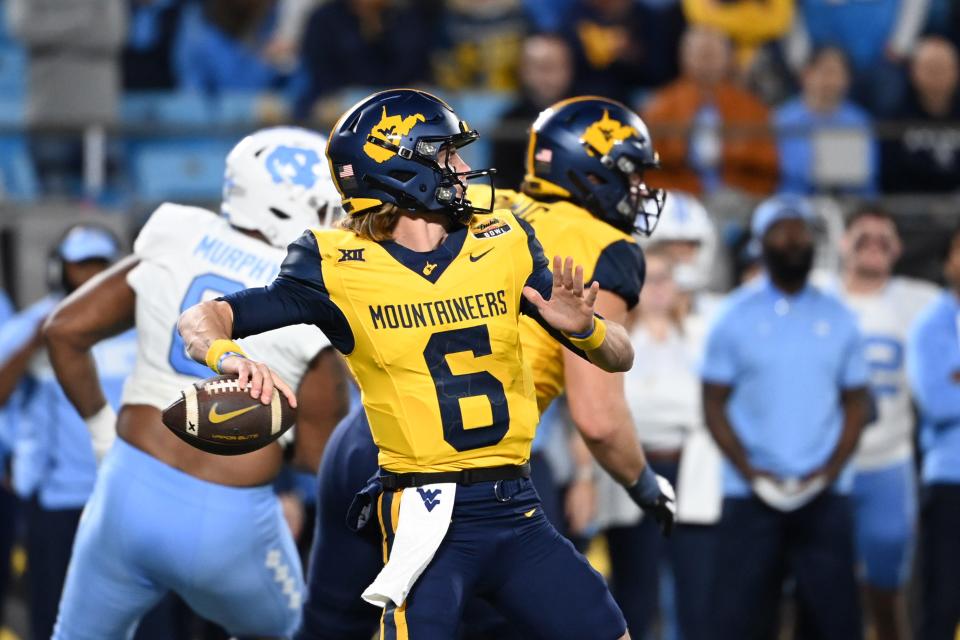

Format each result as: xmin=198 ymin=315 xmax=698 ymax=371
xmin=337 ymin=163 xmax=357 ymax=189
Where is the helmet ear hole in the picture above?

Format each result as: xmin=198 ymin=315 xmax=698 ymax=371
xmin=389 ymin=170 xmax=417 ymax=182
xmin=269 ymin=207 xmax=292 ymax=220
xmin=586 ymin=172 xmax=608 ymax=185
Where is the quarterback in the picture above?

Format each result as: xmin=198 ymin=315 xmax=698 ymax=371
xmin=179 ymin=89 xmax=672 ymax=639
xmin=43 ymin=128 xmax=349 ymax=639
xmin=292 ymin=95 xmax=677 ymax=639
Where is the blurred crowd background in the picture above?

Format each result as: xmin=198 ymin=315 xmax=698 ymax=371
xmin=2 ymin=0 xmax=960 ymax=295
xmin=3 ymin=0 xmax=960 ymax=639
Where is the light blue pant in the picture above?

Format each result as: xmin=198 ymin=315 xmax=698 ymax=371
xmin=851 ymin=459 xmax=917 ymax=589
xmin=53 ymin=439 xmax=303 ymax=639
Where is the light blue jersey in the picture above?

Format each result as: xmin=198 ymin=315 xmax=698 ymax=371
xmin=54 ymin=204 xmax=326 ymax=638
xmin=0 ymin=295 xmax=137 ymax=509
xmin=908 ymin=292 xmax=960 ymax=485
xmin=701 ymin=278 xmax=869 ymax=496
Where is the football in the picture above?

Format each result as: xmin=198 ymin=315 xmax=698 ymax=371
xmin=161 ymin=375 xmax=296 ymax=455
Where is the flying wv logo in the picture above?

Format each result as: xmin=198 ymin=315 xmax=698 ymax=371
xmin=417 ymin=487 xmax=442 ymax=512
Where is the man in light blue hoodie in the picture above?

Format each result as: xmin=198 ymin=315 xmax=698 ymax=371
xmin=907 ymin=224 xmax=960 ymax=640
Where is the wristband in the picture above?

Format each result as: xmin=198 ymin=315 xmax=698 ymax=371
xmin=565 ymin=317 xmax=607 ymax=351
xmin=85 ymin=404 xmax=118 ymax=464
xmin=626 ymin=464 xmax=661 ymax=507
xmin=205 ymin=339 xmax=247 ymax=374
xmin=217 ymin=351 xmax=246 ymax=374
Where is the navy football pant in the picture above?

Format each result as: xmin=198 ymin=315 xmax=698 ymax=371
xmin=296 ymin=407 xmax=624 ymax=640
xmin=919 ymin=483 xmax=960 ymax=640
xmin=712 ymin=493 xmax=862 ymax=640
xmin=377 ymin=479 xmax=626 ymax=640
xmin=295 ymin=405 xmax=383 ymax=640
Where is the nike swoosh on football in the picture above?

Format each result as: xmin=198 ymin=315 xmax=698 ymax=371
xmin=208 ymin=403 xmax=259 ymax=424
xmin=469 ymin=248 xmax=494 ymax=262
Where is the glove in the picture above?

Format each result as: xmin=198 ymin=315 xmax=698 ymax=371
xmin=627 ymin=465 xmax=676 ymax=536
xmin=345 ymin=474 xmax=384 ymax=532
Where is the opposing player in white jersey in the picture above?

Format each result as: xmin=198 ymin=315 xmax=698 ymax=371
xmin=822 ymin=205 xmax=937 ymax=640
xmin=42 ymin=127 xmax=350 ymax=639
xmin=639 ymin=191 xmax=722 ymax=318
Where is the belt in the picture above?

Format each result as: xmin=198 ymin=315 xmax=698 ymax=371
xmin=378 ymin=463 xmax=531 ymax=490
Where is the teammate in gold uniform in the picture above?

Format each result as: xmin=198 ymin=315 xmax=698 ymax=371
xmin=470 ymin=98 xmax=671 ymax=513
xmin=178 ymin=89 xmax=672 ymax=639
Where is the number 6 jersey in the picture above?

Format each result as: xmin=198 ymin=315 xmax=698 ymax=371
xmin=222 ymin=211 xmax=579 ymax=473
xmin=122 ymin=204 xmax=329 ymax=411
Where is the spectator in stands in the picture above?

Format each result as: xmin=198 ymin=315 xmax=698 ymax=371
xmin=173 ymin=0 xmax=289 ymax=93
xmin=562 ymin=0 xmax=684 ymax=102
xmin=8 ymin=0 xmax=125 ymax=127
xmin=524 ymin=0 xmax=576 ymax=32
xmin=643 ymin=26 xmax=779 ymax=197
xmin=775 ymin=46 xmax=877 ymax=196
xmin=433 ymin=0 xmax=526 ymax=92
xmin=907 ymin=226 xmax=960 ymax=640
xmin=8 ymin=0 xmax=126 ymax=196
xmin=491 ymin=34 xmax=574 ymax=188
xmin=123 ymin=0 xmax=190 ymax=90
xmin=595 ymin=243 xmax=717 ymax=640
xmin=882 ymin=37 xmax=960 ymax=194
xmin=702 ymin=195 xmax=871 ymax=640
xmin=296 ymin=0 xmax=434 ymax=120
xmin=261 ymin=0 xmax=324 ymax=71
xmin=786 ymin=0 xmax=929 ymax=115
xmin=818 ymin=206 xmax=938 ymax=640
xmin=683 ymin=0 xmax=793 ymax=73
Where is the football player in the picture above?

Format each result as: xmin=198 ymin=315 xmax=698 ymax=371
xmin=178 ymin=89 xmax=674 ymax=639
xmin=295 ymin=95 xmax=678 ymax=640
xmin=819 ymin=205 xmax=938 ymax=640
xmin=43 ymin=127 xmax=350 ymax=639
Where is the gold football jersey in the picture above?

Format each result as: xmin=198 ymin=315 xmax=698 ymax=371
xmin=493 ymin=189 xmax=645 ymax=412
xmin=309 ymin=211 xmax=545 ymax=472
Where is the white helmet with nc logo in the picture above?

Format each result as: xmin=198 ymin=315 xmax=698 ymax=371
xmin=222 ymin=126 xmax=342 ymax=247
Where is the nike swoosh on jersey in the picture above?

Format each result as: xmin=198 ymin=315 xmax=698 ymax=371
xmin=208 ymin=403 xmax=258 ymax=424
xmin=469 ymin=248 xmax=494 ymax=262
xmin=523 ymin=508 xmax=537 ymax=518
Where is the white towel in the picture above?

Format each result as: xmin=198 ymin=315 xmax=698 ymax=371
xmin=676 ymin=431 xmax=723 ymax=525
xmin=752 ymin=475 xmax=827 ymax=512
xmin=362 ymin=482 xmax=456 ymax=608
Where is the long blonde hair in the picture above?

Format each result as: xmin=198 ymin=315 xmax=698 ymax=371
xmin=338 ymin=204 xmax=402 ymax=241
xmin=338 ymin=203 xmax=477 ymax=241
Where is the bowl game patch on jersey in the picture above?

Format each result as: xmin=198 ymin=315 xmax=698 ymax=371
xmin=471 ymin=217 xmax=511 ymax=239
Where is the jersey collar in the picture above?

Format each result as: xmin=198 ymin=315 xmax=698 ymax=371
xmin=377 ymin=225 xmax=468 ymax=283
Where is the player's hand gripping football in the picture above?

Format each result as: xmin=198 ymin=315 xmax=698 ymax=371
xmin=522 ymin=256 xmax=599 ymax=336
xmin=218 ymin=354 xmax=298 ymax=408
